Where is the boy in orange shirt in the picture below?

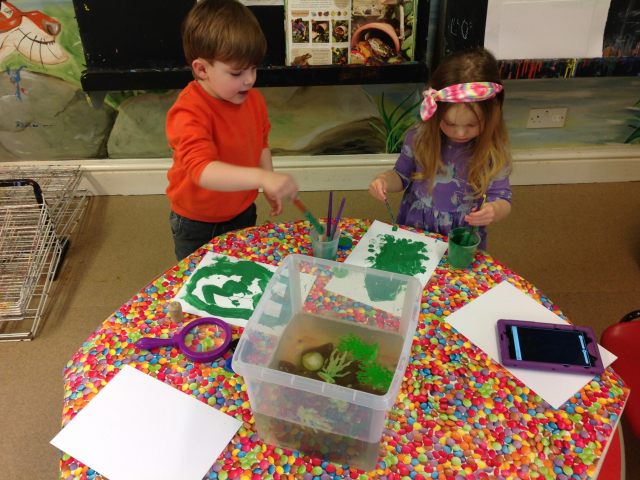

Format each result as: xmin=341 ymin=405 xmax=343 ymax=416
xmin=166 ymin=0 xmax=298 ymax=260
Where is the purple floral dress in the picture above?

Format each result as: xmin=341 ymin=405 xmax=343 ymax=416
xmin=393 ymin=130 xmax=512 ymax=251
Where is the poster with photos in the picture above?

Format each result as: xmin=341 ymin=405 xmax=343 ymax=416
xmin=350 ymin=0 xmax=416 ymax=65
xmin=286 ymin=0 xmax=352 ymax=66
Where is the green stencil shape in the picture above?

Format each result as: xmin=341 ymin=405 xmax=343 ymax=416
xmin=184 ymin=256 xmax=274 ymax=319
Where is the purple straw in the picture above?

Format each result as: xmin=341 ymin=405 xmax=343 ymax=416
xmin=331 ymin=198 xmax=346 ymax=241
xmin=327 ymin=191 xmax=333 ymax=240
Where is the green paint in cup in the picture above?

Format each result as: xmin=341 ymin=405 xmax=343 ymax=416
xmin=447 ymin=227 xmax=479 ymax=269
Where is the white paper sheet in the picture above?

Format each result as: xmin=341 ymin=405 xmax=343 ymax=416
xmin=325 ymin=270 xmax=406 ymax=316
xmin=51 ymin=366 xmax=242 ymax=480
xmin=343 ymin=221 xmax=448 ymax=288
xmin=446 ymin=281 xmax=617 ymax=410
xmin=174 ymin=252 xmax=277 ymax=328
xmin=485 ymin=0 xmax=611 ymax=60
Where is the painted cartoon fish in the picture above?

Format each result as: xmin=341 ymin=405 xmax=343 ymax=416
xmin=0 ymin=1 xmax=69 ymax=66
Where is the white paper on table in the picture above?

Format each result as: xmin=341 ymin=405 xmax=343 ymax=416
xmin=325 ymin=270 xmax=406 ymax=316
xmin=51 ymin=366 xmax=242 ymax=480
xmin=446 ymin=281 xmax=617 ymax=410
xmin=343 ymin=221 xmax=448 ymax=288
xmin=174 ymin=252 xmax=277 ymax=328
xmin=484 ymin=0 xmax=611 ymax=60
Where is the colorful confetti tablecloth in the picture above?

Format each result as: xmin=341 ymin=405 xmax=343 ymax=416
xmin=59 ymin=219 xmax=629 ymax=480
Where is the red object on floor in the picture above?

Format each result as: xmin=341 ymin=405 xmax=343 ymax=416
xmin=601 ymin=312 xmax=640 ymax=438
xmin=597 ymin=426 xmax=622 ymax=480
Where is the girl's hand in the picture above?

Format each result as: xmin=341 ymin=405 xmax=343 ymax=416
xmin=262 ymin=171 xmax=299 ymax=200
xmin=263 ymin=191 xmax=282 ymax=216
xmin=369 ymin=174 xmax=388 ymax=202
xmin=465 ymin=202 xmax=496 ymax=226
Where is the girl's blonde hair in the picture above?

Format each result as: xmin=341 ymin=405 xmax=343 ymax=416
xmin=412 ymin=48 xmax=511 ymax=199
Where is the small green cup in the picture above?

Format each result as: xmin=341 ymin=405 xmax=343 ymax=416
xmin=447 ymin=227 xmax=480 ymax=269
xmin=310 ymin=225 xmax=340 ymax=260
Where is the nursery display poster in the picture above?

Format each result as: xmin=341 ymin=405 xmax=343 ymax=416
xmin=286 ymin=0 xmax=352 ymax=66
xmin=351 ymin=0 xmax=416 ymax=65
xmin=285 ymin=0 xmax=416 ymax=66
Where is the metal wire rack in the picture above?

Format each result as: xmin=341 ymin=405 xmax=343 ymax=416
xmin=0 ymin=166 xmax=88 ymax=238
xmin=0 ymin=202 xmax=62 ymax=335
xmin=0 ymin=168 xmax=88 ymax=341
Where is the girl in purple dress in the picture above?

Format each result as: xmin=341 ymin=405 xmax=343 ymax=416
xmin=369 ymin=48 xmax=512 ymax=251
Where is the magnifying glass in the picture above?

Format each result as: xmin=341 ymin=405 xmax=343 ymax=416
xmin=135 ymin=317 xmax=232 ymax=363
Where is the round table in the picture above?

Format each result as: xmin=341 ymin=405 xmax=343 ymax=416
xmin=59 ymin=219 xmax=629 ymax=480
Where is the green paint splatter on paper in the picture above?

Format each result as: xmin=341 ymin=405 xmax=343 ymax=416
xmin=363 ymin=234 xmax=429 ymax=302
xmin=364 ymin=275 xmax=404 ymax=302
xmin=184 ymin=256 xmax=273 ymax=319
xmin=366 ymin=234 xmax=430 ymax=276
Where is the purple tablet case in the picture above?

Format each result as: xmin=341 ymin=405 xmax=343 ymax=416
xmin=496 ymin=319 xmax=604 ymax=376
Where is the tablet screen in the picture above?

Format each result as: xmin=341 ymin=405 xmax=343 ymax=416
xmin=506 ymin=325 xmax=592 ymax=367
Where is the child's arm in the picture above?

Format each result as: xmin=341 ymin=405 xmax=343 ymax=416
xmin=198 ymin=157 xmax=298 ymax=201
xmin=369 ymin=170 xmax=404 ymax=202
xmin=369 ymin=130 xmax=417 ymax=202
xmin=259 ymin=147 xmax=283 ymax=216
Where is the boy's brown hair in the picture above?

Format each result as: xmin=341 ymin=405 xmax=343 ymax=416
xmin=182 ymin=0 xmax=267 ymax=69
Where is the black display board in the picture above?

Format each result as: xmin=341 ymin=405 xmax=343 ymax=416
xmin=433 ymin=0 xmax=640 ymax=79
xmin=434 ymin=0 xmax=487 ymax=67
xmin=72 ymin=0 xmax=430 ymax=91
xmin=603 ymin=0 xmax=640 ymax=57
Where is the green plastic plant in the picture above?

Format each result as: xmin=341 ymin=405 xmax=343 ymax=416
xmin=625 ymin=99 xmax=640 ymax=143
xmin=357 ymin=360 xmax=395 ymax=391
xmin=317 ymin=350 xmax=353 ymax=384
xmin=337 ymin=333 xmax=378 ymax=363
xmin=365 ymin=90 xmax=421 ymax=153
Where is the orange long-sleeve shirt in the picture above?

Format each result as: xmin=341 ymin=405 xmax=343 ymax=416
xmin=166 ymin=80 xmax=270 ymax=223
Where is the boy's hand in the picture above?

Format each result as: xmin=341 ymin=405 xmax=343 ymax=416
xmin=262 ymin=171 xmax=298 ymax=200
xmin=369 ymin=174 xmax=388 ymax=202
xmin=465 ymin=202 xmax=496 ymax=226
xmin=263 ymin=191 xmax=282 ymax=216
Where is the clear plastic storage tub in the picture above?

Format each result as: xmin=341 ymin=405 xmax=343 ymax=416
xmin=234 ymin=255 xmax=422 ymax=471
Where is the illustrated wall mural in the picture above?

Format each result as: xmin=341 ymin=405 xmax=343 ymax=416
xmin=0 ymin=0 xmax=639 ymax=162
xmin=0 ymin=0 xmax=85 ymax=84
xmin=0 ymin=1 xmax=68 ymax=67
xmin=0 ymin=0 xmax=114 ymax=159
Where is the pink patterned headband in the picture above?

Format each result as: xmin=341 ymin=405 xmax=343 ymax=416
xmin=420 ymin=82 xmax=503 ymax=121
